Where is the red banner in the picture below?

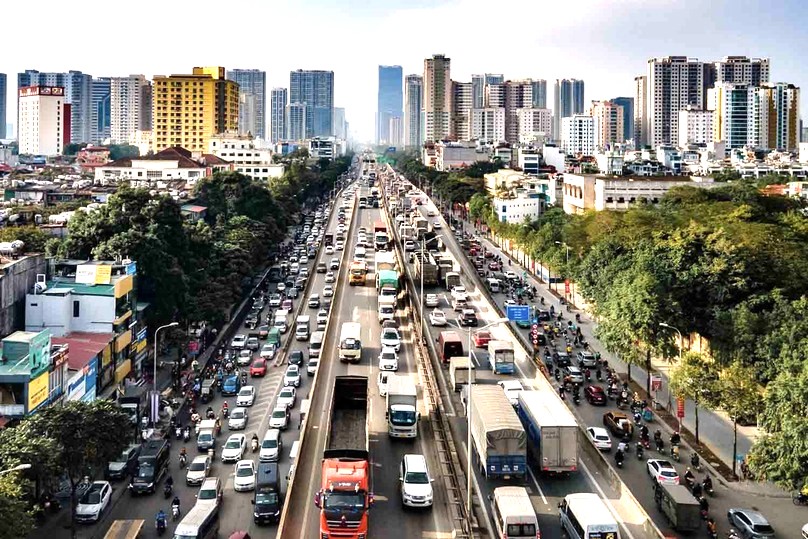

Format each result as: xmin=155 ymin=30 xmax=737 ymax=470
xmin=676 ymin=398 xmax=685 ymax=419
xmin=564 ymin=279 xmax=570 ymax=294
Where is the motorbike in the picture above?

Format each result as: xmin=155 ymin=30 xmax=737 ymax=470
xmin=179 ymin=453 xmax=187 ymax=468
xmin=156 ymin=516 xmax=167 ymax=536
xmin=636 ymin=443 xmax=644 ymax=460
xmin=792 ymin=492 xmax=808 ymax=506
xmin=172 ymin=504 xmax=180 ymax=521
xmin=654 ymin=437 xmax=664 ymax=453
xmin=614 ymin=450 xmax=624 ymax=469
xmin=596 ymin=369 xmax=603 ymax=382
xmin=691 ymin=452 xmax=702 ymax=472
xmin=702 ymin=478 xmax=715 ymax=497
xmin=671 ymin=444 xmax=680 ymax=462
xmin=222 ymin=406 xmax=230 ymax=419
xmin=633 ymin=411 xmax=642 ymax=424
xmin=572 ymin=393 xmax=580 ymax=406
xmin=174 ymin=426 xmax=182 ymax=440
xmin=183 ymin=427 xmax=191 ymax=442
xmin=640 ymin=437 xmax=651 ymax=450
xmin=163 ymin=483 xmax=172 ymax=499
xmin=251 ymin=437 xmax=259 ymax=452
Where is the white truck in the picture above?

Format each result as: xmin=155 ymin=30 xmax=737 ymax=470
xmin=516 ymin=390 xmax=579 ymax=475
xmin=449 ymin=356 xmax=476 ymax=391
xmin=386 ymin=375 xmax=419 ymax=438
xmin=338 ymin=322 xmax=362 ymax=363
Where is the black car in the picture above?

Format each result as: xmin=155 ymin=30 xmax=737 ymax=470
xmin=288 ymin=350 xmax=305 ymax=366
xmin=554 ymin=351 xmax=572 ymax=367
xmin=459 ymin=309 xmax=478 ymax=327
xmin=107 ymin=443 xmax=141 ymax=480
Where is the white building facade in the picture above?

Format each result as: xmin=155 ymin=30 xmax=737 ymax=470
xmin=493 ymin=193 xmax=544 ymax=224
xmin=208 ymin=133 xmax=282 ymax=180
xmin=109 ymin=75 xmax=151 ymax=144
xmin=677 ymin=107 xmax=714 ymax=146
xmin=470 ymin=108 xmax=506 ymax=143
xmin=561 ymin=115 xmax=594 ymax=156
xmin=516 ymin=108 xmax=552 ymax=144
xmin=18 ymin=86 xmax=66 ymax=156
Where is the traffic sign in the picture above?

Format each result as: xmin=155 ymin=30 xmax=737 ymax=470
xmin=506 ymin=305 xmax=530 ymax=323
xmin=531 ymin=324 xmax=538 ymax=332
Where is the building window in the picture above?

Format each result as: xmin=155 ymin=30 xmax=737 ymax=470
xmin=73 ymin=301 xmax=80 ymax=318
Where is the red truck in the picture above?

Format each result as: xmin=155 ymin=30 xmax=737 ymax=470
xmin=315 ymin=376 xmax=373 ymax=538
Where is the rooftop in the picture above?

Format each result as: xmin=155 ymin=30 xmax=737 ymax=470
xmin=52 ymin=332 xmax=113 ymax=370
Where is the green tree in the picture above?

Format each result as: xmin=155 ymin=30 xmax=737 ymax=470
xmin=25 ymin=400 xmax=129 ymax=537
xmin=107 ymin=144 xmax=140 ymax=161
xmin=717 ymin=362 xmax=761 ymax=477
xmin=0 ymin=471 xmax=35 ymax=539
xmin=0 ymin=225 xmax=51 ymax=252
xmin=669 ymin=352 xmax=720 ymax=444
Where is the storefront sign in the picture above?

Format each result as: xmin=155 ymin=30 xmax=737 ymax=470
xmin=67 ymin=370 xmax=86 ymax=401
xmin=28 ymin=372 xmax=50 ymax=412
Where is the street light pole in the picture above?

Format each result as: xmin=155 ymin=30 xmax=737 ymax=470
xmin=153 ymin=322 xmax=179 ymax=422
xmin=659 ymin=322 xmax=683 ymax=427
xmin=0 ymin=463 xmax=31 ymax=475
xmin=464 ymin=316 xmax=509 ymax=533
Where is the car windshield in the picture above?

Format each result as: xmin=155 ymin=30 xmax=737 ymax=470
xmin=231 ymin=411 xmax=244 ymax=419
xmin=239 ymin=388 xmax=251 ymax=396
xmin=236 ymin=466 xmax=253 ymax=477
xmin=80 ymin=490 xmax=102 ymax=504
xmin=189 ymin=461 xmax=206 ymax=471
xmin=262 ymin=439 xmax=277 ymax=449
xmin=405 ymin=472 xmax=430 ymax=484
xmin=324 ymin=491 xmax=365 ymax=510
xmin=272 ymin=410 xmax=286 ymax=418
xmin=753 ymin=524 xmax=774 ymax=533
xmin=225 ymin=439 xmax=241 ymax=449
xmin=390 ymin=410 xmax=417 ymax=426
xmin=256 ymin=492 xmax=279 ymax=505
xmin=198 ymin=488 xmax=217 ymax=500
xmin=383 ymin=330 xmax=398 ymax=340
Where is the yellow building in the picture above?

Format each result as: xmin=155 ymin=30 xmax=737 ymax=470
xmin=152 ymin=66 xmax=239 ymax=153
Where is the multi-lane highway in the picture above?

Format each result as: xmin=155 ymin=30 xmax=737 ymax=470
xmin=280 ymin=186 xmax=455 ymax=538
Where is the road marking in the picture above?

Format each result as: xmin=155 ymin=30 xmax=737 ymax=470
xmin=527 ymin=467 xmax=548 ymax=505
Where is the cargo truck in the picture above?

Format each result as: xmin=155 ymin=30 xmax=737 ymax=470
xmin=517 ymin=390 xmax=579 ymax=475
xmin=373 ymin=221 xmax=389 ymax=250
xmin=386 ymin=375 xmax=419 ymax=438
xmin=413 ymin=216 xmax=429 ymax=238
xmin=413 ymin=251 xmax=439 ymax=286
xmin=655 ymin=483 xmax=701 ymax=532
xmin=349 ymin=260 xmax=367 ymax=286
xmin=338 ymin=322 xmax=362 ymax=363
xmin=118 ymin=386 xmax=149 ymax=435
xmin=470 ymin=385 xmax=527 ymax=479
xmin=315 ymin=376 xmax=373 ymax=539
xmin=449 ymin=356 xmax=476 ymax=391
xmin=374 ymin=251 xmax=397 ymax=273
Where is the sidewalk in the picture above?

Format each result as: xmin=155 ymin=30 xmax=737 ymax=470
xmin=457 ymin=215 xmax=787 ymax=498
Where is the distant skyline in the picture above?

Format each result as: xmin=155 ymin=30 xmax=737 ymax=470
xmin=3 ymin=0 xmax=806 ymax=142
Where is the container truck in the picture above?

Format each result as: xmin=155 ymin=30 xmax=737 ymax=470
xmin=487 ymin=341 xmax=516 ymax=374
xmin=655 ymin=483 xmax=701 ymax=532
xmin=386 ymin=375 xmax=419 ymax=438
xmin=449 ymin=357 xmax=476 ymax=391
xmin=469 ymin=385 xmax=527 ymax=479
xmin=373 ymin=221 xmax=389 ymax=250
xmin=315 ymin=376 xmax=372 ymax=539
xmin=338 ymin=322 xmax=362 ymax=363
xmin=374 ymin=251 xmax=397 ymax=273
xmin=413 ymin=252 xmax=439 ymax=286
xmin=516 ymin=390 xmax=579 ymax=475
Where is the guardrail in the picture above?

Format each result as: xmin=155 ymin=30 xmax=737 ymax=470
xmin=380 ymin=174 xmax=474 ymax=538
xmin=277 ymin=189 xmax=358 ymax=536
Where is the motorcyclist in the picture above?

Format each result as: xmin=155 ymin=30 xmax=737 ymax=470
xmin=702 ymin=475 xmax=713 ymax=493
xmin=653 ymin=430 xmax=663 ymax=451
xmin=683 ymin=467 xmax=695 ymax=486
xmin=698 ymin=496 xmax=709 ymax=514
xmin=691 ymin=480 xmax=703 ymax=498
xmin=614 ymin=448 xmax=624 ymax=465
xmin=156 ymin=509 xmax=167 ymax=525
xmin=670 ymin=431 xmax=681 ymax=446
xmin=691 ymin=451 xmax=700 ymax=468
xmin=706 ymin=517 xmax=717 ymax=536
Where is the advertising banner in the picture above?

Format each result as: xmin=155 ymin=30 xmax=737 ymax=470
xmin=67 ymin=370 xmax=86 ymax=401
xmin=27 ymin=372 xmax=50 ymax=412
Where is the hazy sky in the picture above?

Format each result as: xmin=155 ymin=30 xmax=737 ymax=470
xmin=4 ymin=0 xmax=806 ymax=142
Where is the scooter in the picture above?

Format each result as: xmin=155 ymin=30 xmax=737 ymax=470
xmin=691 ymin=452 xmax=702 ymax=472
xmin=183 ymin=427 xmax=191 ymax=442
xmin=671 ymin=444 xmax=680 ymax=462
xmin=163 ymin=483 xmax=172 ymax=499
xmin=179 ymin=453 xmax=187 ymax=468
xmin=174 ymin=426 xmax=182 ymax=440
xmin=172 ymin=504 xmax=180 ymax=521
xmin=251 ymin=437 xmax=259 ymax=453
xmin=636 ymin=443 xmax=644 ymax=460
xmin=614 ymin=451 xmax=624 ymax=469
xmin=156 ymin=517 xmax=167 ymax=536
xmin=572 ymin=393 xmax=580 ymax=406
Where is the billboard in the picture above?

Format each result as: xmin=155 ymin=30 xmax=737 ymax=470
xmin=75 ymin=264 xmax=112 ymax=285
xmin=67 ymin=370 xmax=86 ymax=401
xmin=83 ymin=358 xmax=98 ymax=402
xmin=28 ymin=372 xmax=50 ymax=412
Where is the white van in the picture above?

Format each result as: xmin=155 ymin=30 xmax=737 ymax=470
xmin=559 ymin=493 xmax=619 ymax=539
xmin=492 ymin=486 xmax=539 ymax=538
xmin=354 ymin=246 xmax=366 ymax=261
xmin=295 ymin=315 xmax=311 ymax=341
xmin=309 ymin=331 xmax=324 ymax=357
xmin=273 ymin=309 xmax=289 ymax=334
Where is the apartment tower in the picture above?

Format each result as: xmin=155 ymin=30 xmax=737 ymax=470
xmin=403 ymin=74 xmax=423 ymax=148
xmin=553 ymin=79 xmax=585 ymax=140
xmin=18 ymin=69 xmax=92 ymax=143
xmin=227 ymin=69 xmax=267 ymax=139
xmin=289 ymin=70 xmax=334 ymax=138
xmin=18 ymin=86 xmax=68 ymax=155
xmin=109 ymin=75 xmax=151 ymax=144
xmin=270 ymin=88 xmax=287 ymax=143
xmin=422 ymin=54 xmax=452 ymax=142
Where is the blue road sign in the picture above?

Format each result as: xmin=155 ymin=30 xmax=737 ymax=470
xmin=506 ymin=305 xmax=530 ymax=323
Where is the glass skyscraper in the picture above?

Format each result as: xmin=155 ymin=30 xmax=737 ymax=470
xmin=289 ymin=70 xmax=334 ymax=138
xmin=377 ymin=65 xmax=403 ymax=145
xmin=227 ymin=69 xmax=267 ymax=139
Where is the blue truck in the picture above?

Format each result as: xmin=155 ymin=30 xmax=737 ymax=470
xmin=469 ymin=385 xmax=527 ymax=480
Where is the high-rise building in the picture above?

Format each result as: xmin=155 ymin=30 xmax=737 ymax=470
xmin=239 ymin=93 xmax=257 ymax=137
xmin=90 ymin=78 xmax=111 ymax=144
xmin=516 ymin=108 xmax=552 ymax=144
xmin=403 ymin=74 xmax=423 ymax=148
xmin=531 ymin=80 xmax=547 ymax=109
xmin=289 ymin=70 xmax=334 ymax=138
xmin=678 ymin=106 xmax=714 ymax=146
xmin=486 ymin=83 xmax=505 ymax=108
xmin=646 ymin=57 xmax=706 ymax=148
xmin=18 ymin=86 xmax=68 ymax=156
xmin=18 ymin=70 xmax=92 ymax=143
xmin=109 ymin=75 xmax=151 ymax=144
xmin=227 ymin=69 xmax=266 ymax=139
xmin=612 ymin=97 xmax=634 ymax=144
xmin=451 ymin=81 xmax=473 ymax=141
xmin=333 ymin=107 xmax=347 ymax=140
xmin=708 ymin=83 xmax=765 ymax=151
xmin=471 ymin=74 xmax=485 ymax=109
xmin=590 ymin=100 xmax=625 ymax=149
xmin=561 ymin=115 xmax=594 ymax=156
xmin=485 ymin=74 xmax=504 ymax=86
xmin=423 ymin=54 xmax=452 ymax=142
xmin=758 ymin=82 xmax=800 ymax=152
xmin=553 ymin=79 xmax=585 ymax=140
xmin=470 ymin=108 xmax=506 ymax=143
xmin=270 ymin=88 xmax=287 ymax=143
xmin=634 ymin=76 xmax=648 ymax=148
xmin=151 ymin=66 xmax=239 ymax=153
xmin=388 ymin=116 xmax=403 ymax=148
xmin=708 ymin=56 xmax=770 ymax=88
xmin=377 ymin=66 xmax=403 ymax=145
xmin=0 ymin=74 xmax=6 ymax=139
xmin=504 ymin=80 xmax=533 ymax=143
xmin=286 ymin=102 xmax=307 ymax=140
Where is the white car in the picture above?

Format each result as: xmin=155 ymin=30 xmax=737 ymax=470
xmin=233 ymin=460 xmax=256 ymax=492
xmin=378 ymin=372 xmax=389 ymax=397
xmin=277 ymin=386 xmax=297 ymax=409
xmin=221 ymin=434 xmax=246 ymax=463
xmin=317 ymin=309 xmax=329 ymax=326
xmin=237 ymin=349 xmax=252 ymax=366
xmin=74 ymin=481 xmax=112 ymax=523
xmin=322 ymin=285 xmax=334 ymax=297
xmin=404 ymin=240 xmax=416 ymax=251
xmin=586 ymin=427 xmax=612 ymax=452
xmin=228 ymin=407 xmax=248 ymax=430
xmin=307 ymin=358 xmax=319 ymax=376
xmin=260 ymin=343 xmax=277 ymax=359
xmin=268 ymin=294 xmax=281 ymax=307
xmin=268 ymin=405 xmax=291 ymax=430
xmin=284 ymin=365 xmax=301 ymax=387
xmin=236 ymin=386 xmax=256 ymax=407
xmin=432 ymin=221 xmax=442 ymax=229
xmin=429 ymin=309 xmax=447 ymax=327
xmin=647 ymin=459 xmax=680 ymax=485
xmin=427 ymin=209 xmax=437 ymax=217
xmin=378 ymin=347 xmax=399 ymax=371
xmin=325 ymin=271 xmax=336 ymax=283
xmin=329 ymin=258 xmax=340 ymax=270
xmin=231 ymin=334 xmax=247 ymax=349
xmin=325 ymin=246 xmax=335 ymax=255
xmin=381 ymin=327 xmax=401 ymax=352
xmin=425 ymin=294 xmax=439 ymax=307
xmin=185 ymin=455 xmax=212 ymax=485
xmin=450 ymin=286 xmax=468 ymax=301
xmin=335 ymin=241 xmax=344 ymax=251
xmin=497 ymin=380 xmax=524 ymax=407
xmin=400 ymin=454 xmax=434 ymax=508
